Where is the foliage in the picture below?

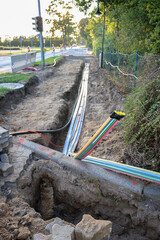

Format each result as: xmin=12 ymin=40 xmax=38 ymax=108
xmin=0 ymin=73 xmax=34 ymax=83
xmin=0 ymin=46 xmax=20 ymax=50
xmin=78 ymin=18 xmax=92 ymax=48
xmin=123 ymin=77 xmax=160 ymax=169
xmin=46 ymin=0 xmax=76 ymax=47
xmin=0 ymin=36 xmax=64 ymax=48
xmin=74 ymin=0 xmax=160 ymax=54
xmin=78 ymin=18 xmax=89 ymax=45
xmin=0 ymin=88 xmax=10 ymax=97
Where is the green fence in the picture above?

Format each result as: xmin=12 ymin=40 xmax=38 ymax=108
xmin=96 ymin=50 xmax=160 ymax=93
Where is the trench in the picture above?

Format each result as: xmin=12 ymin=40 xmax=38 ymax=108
xmin=15 ymin=57 xmax=159 ymax=240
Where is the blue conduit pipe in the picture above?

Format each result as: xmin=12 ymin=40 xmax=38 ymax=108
xmin=69 ymin=153 xmax=160 ymax=185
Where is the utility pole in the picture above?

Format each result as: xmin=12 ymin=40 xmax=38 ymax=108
xmin=37 ymin=0 xmax=45 ymax=68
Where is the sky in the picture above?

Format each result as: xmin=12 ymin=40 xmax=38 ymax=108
xmin=0 ymin=0 xmax=96 ymax=41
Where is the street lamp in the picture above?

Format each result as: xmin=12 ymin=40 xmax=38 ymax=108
xmin=95 ymin=0 xmax=105 ymax=68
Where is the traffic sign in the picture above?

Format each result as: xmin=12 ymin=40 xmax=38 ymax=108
xmin=19 ymin=36 xmax=24 ymax=40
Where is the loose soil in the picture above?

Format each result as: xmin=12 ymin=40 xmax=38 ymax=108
xmin=0 ymin=56 xmax=155 ymax=240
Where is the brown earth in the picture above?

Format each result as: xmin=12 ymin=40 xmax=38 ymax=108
xmin=0 ymin=56 xmax=153 ymax=240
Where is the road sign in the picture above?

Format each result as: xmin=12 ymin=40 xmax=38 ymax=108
xmin=19 ymin=36 xmax=24 ymax=40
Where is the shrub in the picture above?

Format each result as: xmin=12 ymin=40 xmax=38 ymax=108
xmin=123 ymin=77 xmax=160 ymax=170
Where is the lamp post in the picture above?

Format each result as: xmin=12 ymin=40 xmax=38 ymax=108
xmin=95 ymin=0 xmax=105 ymax=68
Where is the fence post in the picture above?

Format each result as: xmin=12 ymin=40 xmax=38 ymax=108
xmin=105 ymin=53 xmax=107 ymax=69
xmin=134 ymin=51 xmax=138 ymax=87
xmin=118 ymin=51 xmax=120 ymax=67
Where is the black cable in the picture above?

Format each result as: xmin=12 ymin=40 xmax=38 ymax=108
xmin=11 ymin=80 xmax=83 ymax=136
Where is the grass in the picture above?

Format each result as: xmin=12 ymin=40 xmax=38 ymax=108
xmin=0 ymin=87 xmax=11 ymax=97
xmin=0 ymin=73 xmax=34 ymax=83
xmin=34 ymin=56 xmax=62 ymax=66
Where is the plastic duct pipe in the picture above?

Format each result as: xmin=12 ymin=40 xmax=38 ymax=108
xmin=63 ymin=63 xmax=89 ymax=155
xmin=68 ymin=74 xmax=88 ymax=153
xmin=70 ymin=153 xmax=160 ymax=185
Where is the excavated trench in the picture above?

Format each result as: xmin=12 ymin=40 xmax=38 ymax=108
xmin=15 ymin=58 xmax=160 ymax=240
xmin=1 ymin=57 xmax=159 ymax=240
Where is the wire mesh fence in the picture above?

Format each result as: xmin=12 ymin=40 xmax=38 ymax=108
xmin=96 ymin=50 xmax=160 ymax=93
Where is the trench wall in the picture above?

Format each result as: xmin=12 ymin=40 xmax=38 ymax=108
xmin=18 ymin=139 xmax=160 ymax=240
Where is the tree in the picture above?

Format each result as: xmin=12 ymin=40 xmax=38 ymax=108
xmin=78 ymin=18 xmax=89 ymax=40
xmin=74 ymin=0 xmax=160 ymax=54
xmin=46 ymin=0 xmax=76 ymax=47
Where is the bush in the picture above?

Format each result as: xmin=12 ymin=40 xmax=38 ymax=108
xmin=123 ymin=77 xmax=160 ymax=170
xmin=0 ymin=46 xmax=20 ymax=50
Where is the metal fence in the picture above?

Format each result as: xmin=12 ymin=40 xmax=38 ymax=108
xmin=11 ymin=51 xmax=37 ymax=73
xmin=96 ymin=50 xmax=160 ymax=93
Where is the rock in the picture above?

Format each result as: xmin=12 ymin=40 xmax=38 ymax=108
xmin=0 ymin=202 xmax=8 ymax=216
xmin=0 ymin=162 xmax=13 ymax=177
xmin=33 ymin=233 xmax=51 ymax=240
xmin=52 ymin=223 xmax=75 ymax=240
xmin=20 ymin=209 xmax=27 ymax=217
xmin=0 ymin=153 xmax=9 ymax=163
xmin=0 ymin=127 xmax=9 ymax=139
xmin=45 ymin=217 xmax=64 ymax=233
xmin=17 ymin=226 xmax=31 ymax=239
xmin=75 ymin=214 xmax=112 ymax=240
xmin=20 ymin=213 xmax=32 ymax=226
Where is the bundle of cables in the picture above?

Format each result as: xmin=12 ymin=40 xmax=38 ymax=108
xmin=73 ymin=111 xmax=125 ymax=160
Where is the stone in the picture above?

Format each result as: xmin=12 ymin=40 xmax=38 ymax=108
xmin=1 ymin=137 xmax=9 ymax=144
xmin=0 ymin=153 xmax=9 ymax=163
xmin=2 ymin=140 xmax=9 ymax=149
xmin=52 ymin=223 xmax=75 ymax=240
xmin=0 ymin=202 xmax=8 ymax=216
xmin=33 ymin=233 xmax=51 ymax=240
xmin=45 ymin=217 xmax=64 ymax=234
xmin=0 ymin=127 xmax=9 ymax=139
xmin=75 ymin=214 xmax=112 ymax=240
xmin=0 ymin=162 xmax=13 ymax=177
xmin=17 ymin=226 xmax=31 ymax=239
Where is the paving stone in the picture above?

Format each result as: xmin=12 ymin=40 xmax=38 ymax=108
xmin=52 ymin=223 xmax=75 ymax=240
xmin=33 ymin=233 xmax=51 ymax=240
xmin=0 ymin=162 xmax=13 ymax=177
xmin=0 ymin=153 xmax=9 ymax=163
xmin=75 ymin=214 xmax=112 ymax=240
xmin=45 ymin=217 xmax=64 ymax=234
